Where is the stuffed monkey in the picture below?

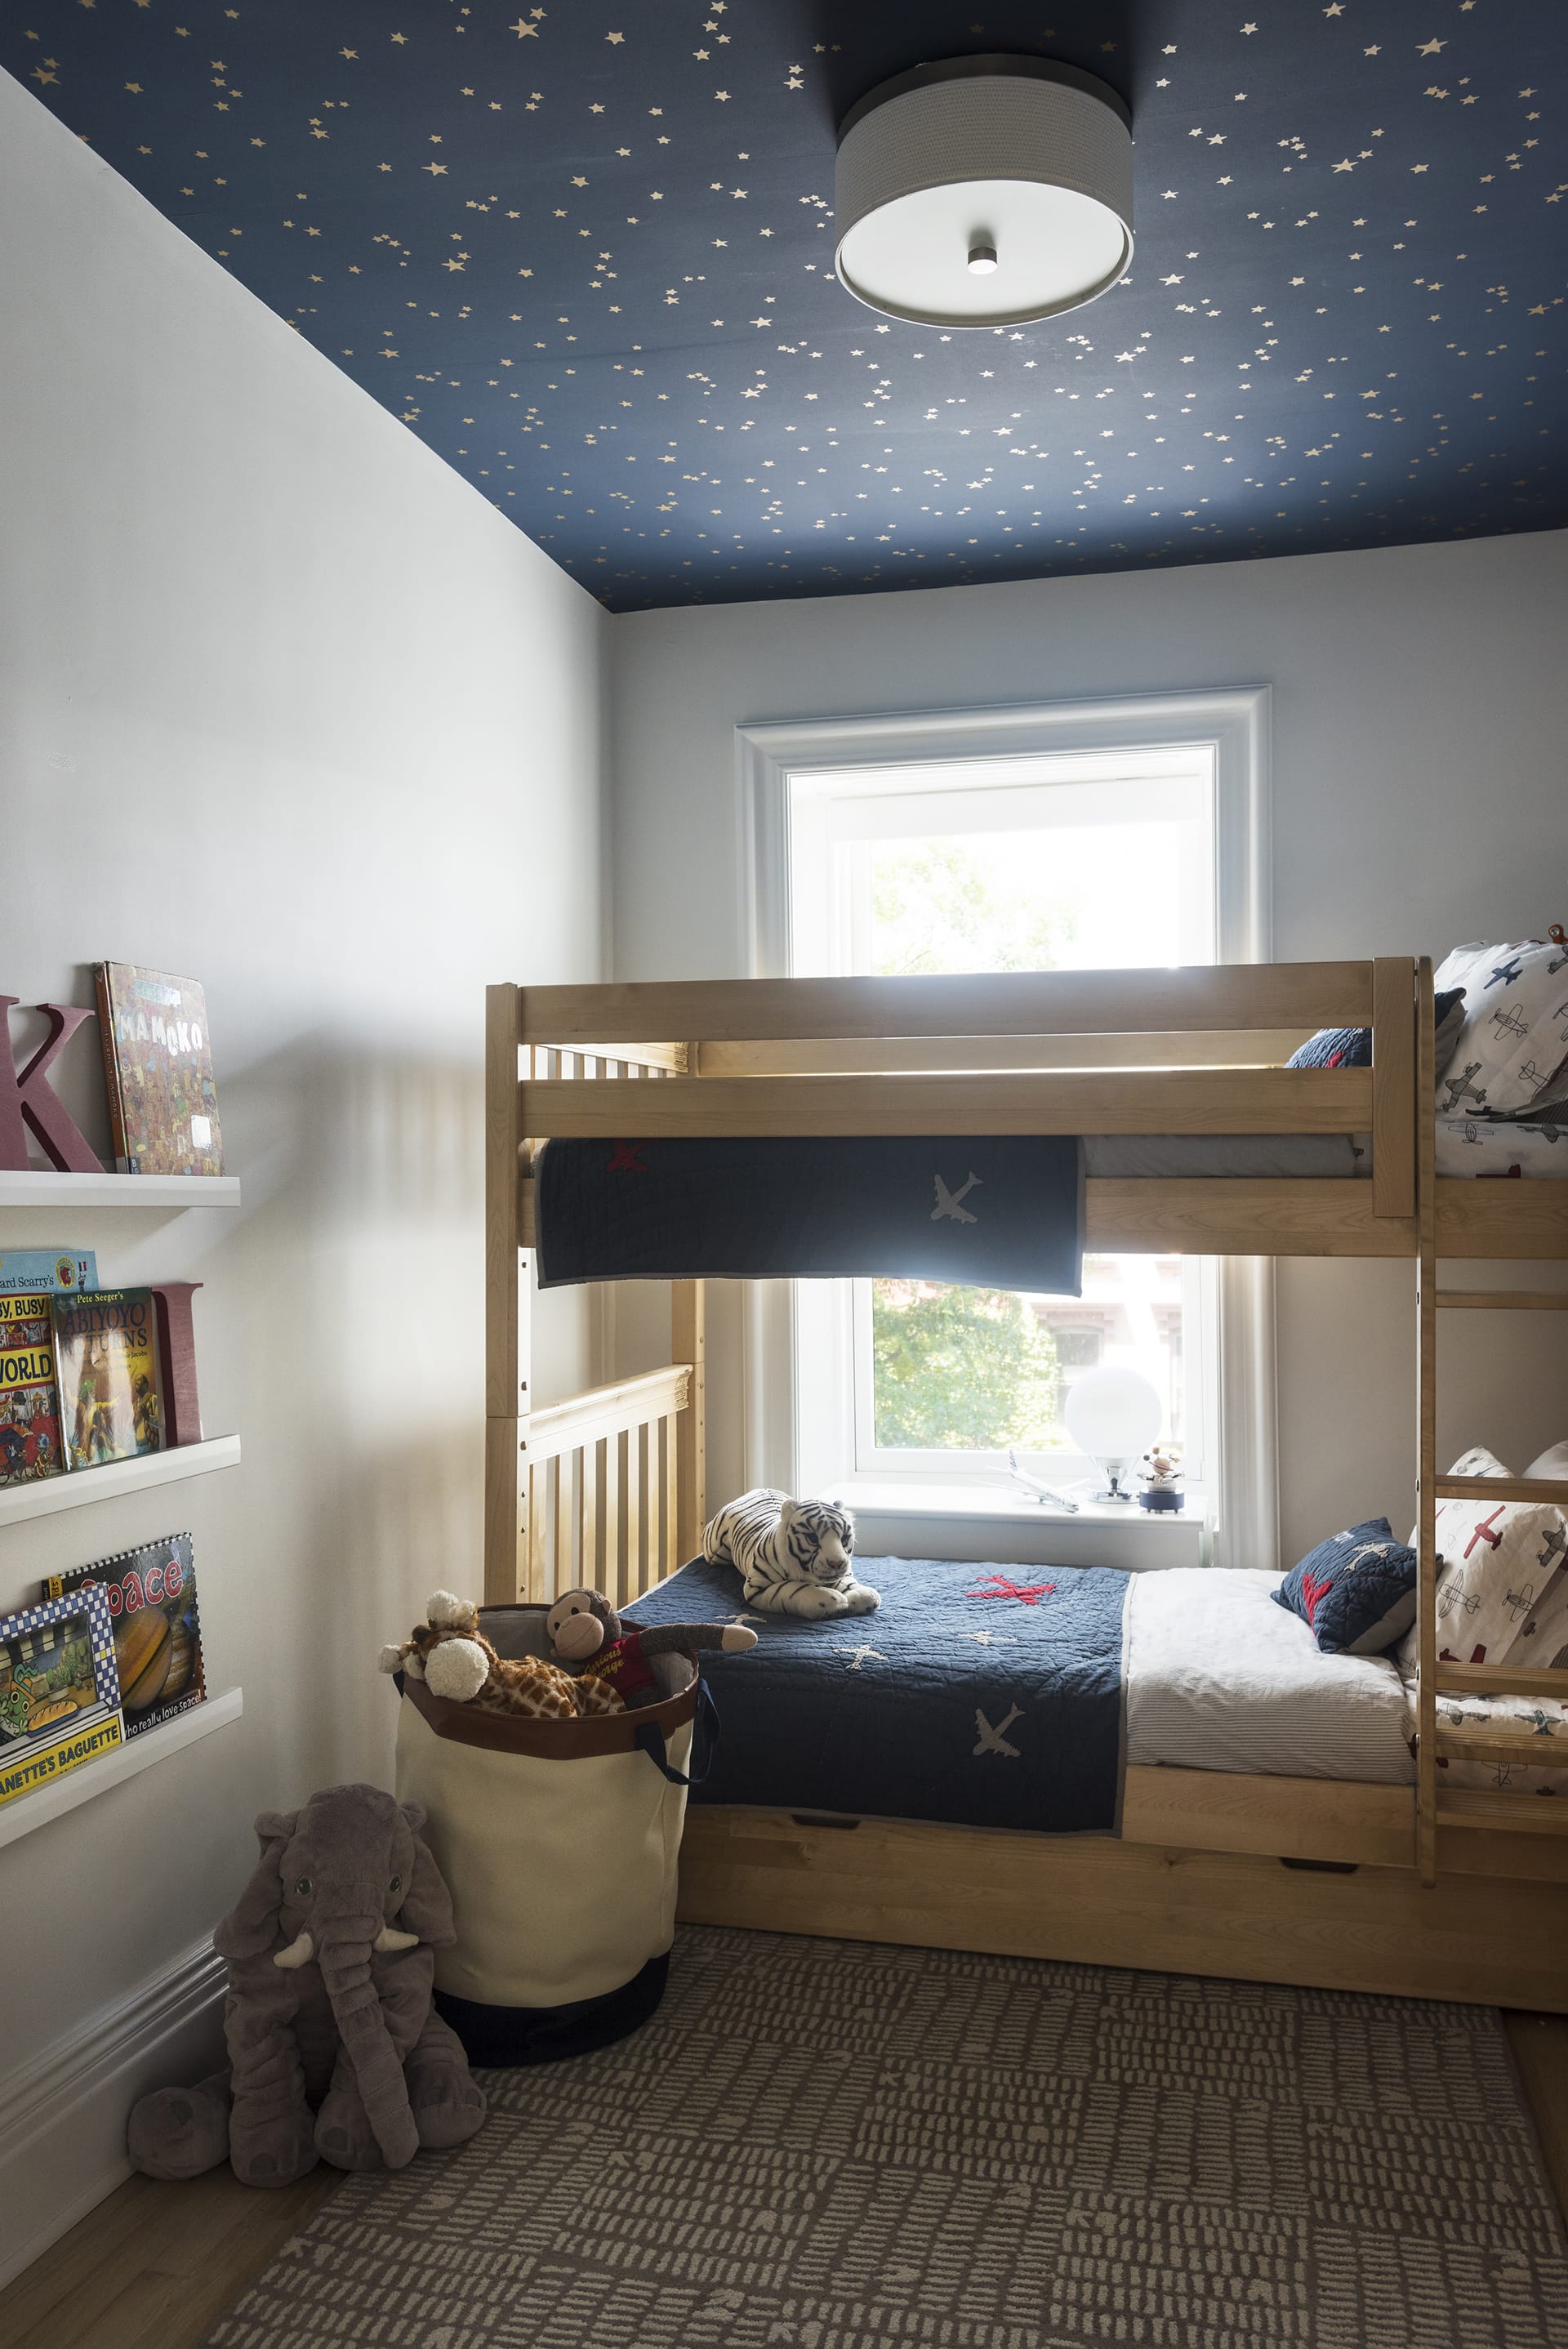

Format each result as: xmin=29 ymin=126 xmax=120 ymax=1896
xmin=546 ymin=1586 xmax=756 ymax=1710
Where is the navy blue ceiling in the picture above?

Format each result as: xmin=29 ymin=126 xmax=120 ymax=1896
xmin=7 ymin=2 xmax=1565 ymax=610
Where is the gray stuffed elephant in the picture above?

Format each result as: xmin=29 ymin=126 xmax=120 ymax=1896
xmin=128 ymin=1783 xmax=486 ymax=2186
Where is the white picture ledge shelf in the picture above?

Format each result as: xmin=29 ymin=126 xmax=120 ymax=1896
xmin=0 ymin=1435 xmax=242 ymax=1529
xmin=0 ymin=1687 xmax=243 ymax=1851
xmin=0 ymin=1171 xmax=240 ymax=1208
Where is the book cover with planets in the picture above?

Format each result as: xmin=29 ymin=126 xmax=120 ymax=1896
xmin=51 ymin=1287 xmax=163 ymax=1469
xmin=0 ymin=1292 xmax=64 ymax=1487
xmin=0 ymin=1585 xmax=124 ymax=1808
xmin=46 ymin=1532 xmax=205 ymax=1739
xmin=95 ymin=964 xmax=225 ymax=1177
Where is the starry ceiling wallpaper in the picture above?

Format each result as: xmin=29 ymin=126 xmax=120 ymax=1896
xmin=4 ymin=1 xmax=1564 ymax=610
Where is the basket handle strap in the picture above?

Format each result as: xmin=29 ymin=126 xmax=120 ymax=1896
xmin=634 ymin=1674 xmax=719 ymax=1787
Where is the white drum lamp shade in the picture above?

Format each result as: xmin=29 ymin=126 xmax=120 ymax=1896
xmin=835 ymin=56 xmax=1134 ymax=329
xmin=1062 ymin=1366 xmax=1163 ymax=1501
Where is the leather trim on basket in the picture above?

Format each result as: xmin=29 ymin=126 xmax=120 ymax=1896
xmin=399 ymin=1663 xmax=698 ymax=1757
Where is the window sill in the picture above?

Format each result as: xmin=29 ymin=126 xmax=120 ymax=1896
xmin=833 ymin=1474 xmax=1208 ymax=1525
xmin=827 ymin=1478 xmax=1212 ymax=1571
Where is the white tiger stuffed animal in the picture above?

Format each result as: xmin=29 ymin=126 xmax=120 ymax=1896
xmin=703 ymin=1489 xmax=880 ymax=1619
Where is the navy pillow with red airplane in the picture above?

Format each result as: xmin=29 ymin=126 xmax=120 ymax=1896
xmin=1273 ymin=1517 xmax=1419 ymax=1656
xmin=1287 ymin=988 xmax=1466 ymax=1072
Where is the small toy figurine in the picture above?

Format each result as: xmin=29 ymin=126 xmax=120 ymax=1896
xmin=379 ymin=1590 xmax=625 ymax=1719
xmin=1137 ymin=1445 xmax=1185 ymax=1513
xmin=546 ymin=1586 xmax=757 ymax=1710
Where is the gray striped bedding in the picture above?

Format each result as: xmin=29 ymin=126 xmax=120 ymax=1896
xmin=1125 ymin=1567 xmax=1416 ymax=1784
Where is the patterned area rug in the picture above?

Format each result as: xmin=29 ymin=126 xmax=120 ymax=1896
xmin=207 ymin=1925 xmax=1568 ymax=2349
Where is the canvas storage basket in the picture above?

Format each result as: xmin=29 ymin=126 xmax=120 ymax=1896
xmin=394 ymin=1603 xmax=713 ymax=2065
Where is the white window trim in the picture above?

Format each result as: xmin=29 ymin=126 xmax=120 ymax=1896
xmin=735 ymin=685 xmax=1277 ymax=1575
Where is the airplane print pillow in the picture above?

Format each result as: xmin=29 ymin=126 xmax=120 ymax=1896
xmin=1523 ymin=1438 xmax=1568 ymax=1484
xmin=1273 ymin=1518 xmax=1419 ymax=1656
xmin=1395 ymin=1445 xmax=1568 ymax=1672
xmin=1432 ymin=938 xmax=1568 ymax=1116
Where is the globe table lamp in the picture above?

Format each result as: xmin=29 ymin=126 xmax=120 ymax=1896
xmin=1062 ymin=1366 xmax=1164 ymax=1504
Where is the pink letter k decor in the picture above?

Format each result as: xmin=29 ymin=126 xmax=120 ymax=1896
xmin=0 ymin=999 xmax=105 ymax=1174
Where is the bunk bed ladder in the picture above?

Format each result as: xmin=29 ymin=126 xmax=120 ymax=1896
xmin=1425 ymin=1326 xmax=1568 ymax=1868
xmin=1415 ymin=952 xmax=1568 ymax=1883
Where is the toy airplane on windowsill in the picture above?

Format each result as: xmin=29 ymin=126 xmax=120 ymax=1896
xmin=1005 ymin=1451 xmax=1080 ymax=1513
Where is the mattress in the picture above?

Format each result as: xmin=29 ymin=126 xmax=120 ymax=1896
xmin=1124 ymin=1567 xmax=1414 ymax=1785
xmin=637 ymin=1558 xmax=1567 ymax=1814
xmin=1084 ymin=1134 xmax=1363 ymax=1179
xmin=1125 ymin=1568 xmax=1568 ymax=1794
xmin=637 ymin=1556 xmax=1421 ymax=1812
xmin=629 ymin=1550 xmax=1128 ymax=1834
xmin=1084 ymin=1116 xmax=1568 ymax=1179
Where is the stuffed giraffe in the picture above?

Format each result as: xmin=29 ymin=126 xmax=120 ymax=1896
xmin=379 ymin=1591 xmax=624 ymax=1719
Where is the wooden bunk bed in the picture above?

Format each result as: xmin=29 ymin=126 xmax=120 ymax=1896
xmin=484 ymin=961 xmax=1568 ymax=2014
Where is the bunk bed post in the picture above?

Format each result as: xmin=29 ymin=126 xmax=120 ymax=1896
xmin=484 ymin=983 xmax=531 ymax=1606
xmin=1414 ymin=956 xmax=1439 ymax=1887
xmin=672 ymin=1277 xmax=706 ymax=1562
xmin=1371 ymin=957 xmax=1418 ymax=1221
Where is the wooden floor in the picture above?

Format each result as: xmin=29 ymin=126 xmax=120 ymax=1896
xmin=7 ymin=2163 xmax=341 ymax=2349
xmin=10 ymin=2015 xmax=1566 ymax=2348
xmin=1507 ymin=2011 xmax=1568 ymax=2226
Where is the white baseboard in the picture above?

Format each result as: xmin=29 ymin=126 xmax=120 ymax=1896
xmin=0 ymin=1936 xmax=226 ymax=2289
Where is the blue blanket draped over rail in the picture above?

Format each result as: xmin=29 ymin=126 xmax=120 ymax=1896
xmin=535 ymin=1134 xmax=1084 ymax=1293
xmin=629 ymin=1553 xmax=1129 ymax=1835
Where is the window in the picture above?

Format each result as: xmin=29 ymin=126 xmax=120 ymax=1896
xmin=787 ymin=747 xmax=1218 ymax=1501
xmin=740 ymin=688 xmax=1275 ymax=1566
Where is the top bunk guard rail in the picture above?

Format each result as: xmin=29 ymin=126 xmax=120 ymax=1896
xmin=518 ymin=961 xmax=1375 ymax=1047
xmin=519 ymin=1066 xmax=1373 ymax=1139
xmin=511 ymin=957 xmax=1419 ymax=1224
xmin=503 ymin=958 xmax=1435 ymax=1236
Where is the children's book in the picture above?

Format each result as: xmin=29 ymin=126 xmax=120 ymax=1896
xmin=0 ymin=1294 xmax=64 ymax=1487
xmin=47 ymin=1533 xmax=205 ymax=1737
xmin=0 ymin=1250 xmax=97 ymax=1298
xmin=51 ymin=1288 xmax=163 ymax=1469
xmin=0 ymin=1585 xmax=124 ymax=1809
xmin=95 ymin=965 xmax=225 ymax=1177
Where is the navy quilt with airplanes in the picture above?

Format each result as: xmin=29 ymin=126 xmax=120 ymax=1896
xmin=629 ymin=1550 xmax=1129 ymax=1835
xmin=535 ymin=1133 xmax=1083 ymax=1295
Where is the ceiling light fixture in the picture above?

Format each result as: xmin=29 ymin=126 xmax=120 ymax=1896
xmin=835 ymin=56 xmax=1134 ymax=329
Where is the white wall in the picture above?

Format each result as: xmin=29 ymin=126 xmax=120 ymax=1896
xmin=0 ymin=71 xmax=607 ymax=2277
xmin=609 ymin=529 xmax=1568 ymax=1560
